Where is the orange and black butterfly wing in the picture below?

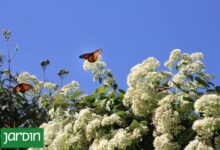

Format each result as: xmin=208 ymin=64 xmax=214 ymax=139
xmin=79 ymin=49 xmax=103 ymax=63
xmin=14 ymin=85 xmax=21 ymax=93
xmin=79 ymin=53 xmax=92 ymax=60
xmin=14 ymin=83 xmax=33 ymax=93
xmin=21 ymin=83 xmax=33 ymax=93
xmin=87 ymin=55 xmax=96 ymax=62
xmin=93 ymin=49 xmax=103 ymax=61
xmin=79 ymin=52 xmax=96 ymax=62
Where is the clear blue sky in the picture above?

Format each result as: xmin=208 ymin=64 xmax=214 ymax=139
xmin=0 ymin=0 xmax=220 ymax=93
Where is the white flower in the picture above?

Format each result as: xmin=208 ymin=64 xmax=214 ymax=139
xmin=184 ymin=139 xmax=213 ymax=150
xmin=164 ymin=49 xmax=181 ymax=70
xmin=83 ymin=57 xmax=117 ymax=87
xmin=190 ymin=52 xmax=203 ymax=60
xmin=86 ymin=119 xmax=101 ymax=141
xmin=194 ymin=94 xmax=220 ymax=117
xmin=192 ymin=117 xmax=220 ymax=138
xmin=43 ymin=82 xmax=57 ymax=91
xmin=108 ymin=129 xmax=130 ymax=149
xmin=153 ymin=134 xmax=180 ymax=150
xmin=102 ymin=114 xmax=124 ymax=126
xmin=17 ymin=72 xmax=38 ymax=83
xmin=123 ymin=57 xmax=168 ymax=117
xmin=90 ymin=139 xmax=109 ymax=150
xmin=40 ymin=121 xmax=63 ymax=146
xmin=59 ymin=80 xmax=79 ymax=96
xmin=153 ymin=104 xmax=184 ymax=135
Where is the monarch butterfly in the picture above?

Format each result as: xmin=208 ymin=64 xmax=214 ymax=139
xmin=14 ymin=83 xmax=33 ymax=93
xmin=79 ymin=49 xmax=103 ymax=63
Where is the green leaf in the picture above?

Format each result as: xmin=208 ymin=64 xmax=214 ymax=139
xmin=52 ymin=98 xmax=67 ymax=110
xmin=97 ymin=86 xmax=108 ymax=96
xmin=79 ymin=94 xmax=97 ymax=104
xmin=129 ymin=120 xmax=140 ymax=130
xmin=215 ymin=86 xmax=220 ymax=94
xmin=195 ymin=77 xmax=209 ymax=88
xmin=116 ymin=111 xmax=127 ymax=118
xmin=70 ymin=91 xmax=84 ymax=101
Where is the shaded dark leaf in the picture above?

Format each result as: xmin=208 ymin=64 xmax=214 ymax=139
xmin=195 ymin=77 xmax=209 ymax=88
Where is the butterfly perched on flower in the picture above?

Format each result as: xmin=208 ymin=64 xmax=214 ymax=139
xmin=14 ymin=83 xmax=33 ymax=93
xmin=79 ymin=49 xmax=103 ymax=63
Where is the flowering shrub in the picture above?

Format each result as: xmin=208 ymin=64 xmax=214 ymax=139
xmin=28 ymin=49 xmax=220 ymax=150
xmin=1 ymin=30 xmax=220 ymax=149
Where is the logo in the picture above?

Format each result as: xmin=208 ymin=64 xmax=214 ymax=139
xmin=0 ymin=128 xmax=44 ymax=148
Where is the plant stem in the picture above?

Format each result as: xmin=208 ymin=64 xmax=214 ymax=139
xmin=6 ymin=40 xmax=11 ymax=87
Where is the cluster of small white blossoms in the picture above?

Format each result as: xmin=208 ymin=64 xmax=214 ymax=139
xmin=184 ymin=139 xmax=213 ymax=150
xmin=153 ymin=133 xmax=181 ymax=150
xmin=83 ymin=56 xmax=117 ymax=87
xmin=164 ymin=49 xmax=213 ymax=91
xmin=123 ymin=57 xmax=172 ymax=117
xmin=185 ymin=94 xmax=220 ymax=149
xmin=39 ymin=106 xmax=149 ymax=150
xmin=58 ymin=80 xmax=79 ymax=96
xmin=101 ymin=114 xmax=124 ymax=126
xmin=17 ymin=72 xmax=58 ymax=95
xmin=153 ymin=95 xmax=185 ymax=150
xmin=43 ymin=82 xmax=57 ymax=91
xmin=194 ymin=94 xmax=220 ymax=117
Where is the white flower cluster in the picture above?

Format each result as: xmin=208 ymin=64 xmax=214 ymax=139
xmin=153 ymin=95 xmax=185 ymax=135
xmin=184 ymin=139 xmax=213 ymax=150
xmin=83 ymin=57 xmax=117 ymax=87
xmin=165 ymin=50 xmax=212 ymax=92
xmin=153 ymin=95 xmax=185 ymax=150
xmin=123 ymin=57 xmax=171 ymax=117
xmin=194 ymin=94 xmax=220 ymax=117
xmin=43 ymin=82 xmax=57 ymax=91
xmin=58 ymin=80 xmax=79 ymax=96
xmin=153 ymin=133 xmax=181 ymax=150
xmin=35 ymin=50 xmax=220 ymax=149
xmin=41 ymin=106 xmax=149 ymax=150
xmin=192 ymin=117 xmax=220 ymax=139
xmin=101 ymin=114 xmax=124 ymax=126
xmin=164 ymin=49 xmax=182 ymax=70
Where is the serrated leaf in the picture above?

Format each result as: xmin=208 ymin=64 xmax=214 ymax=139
xmin=70 ymin=91 xmax=84 ymax=101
